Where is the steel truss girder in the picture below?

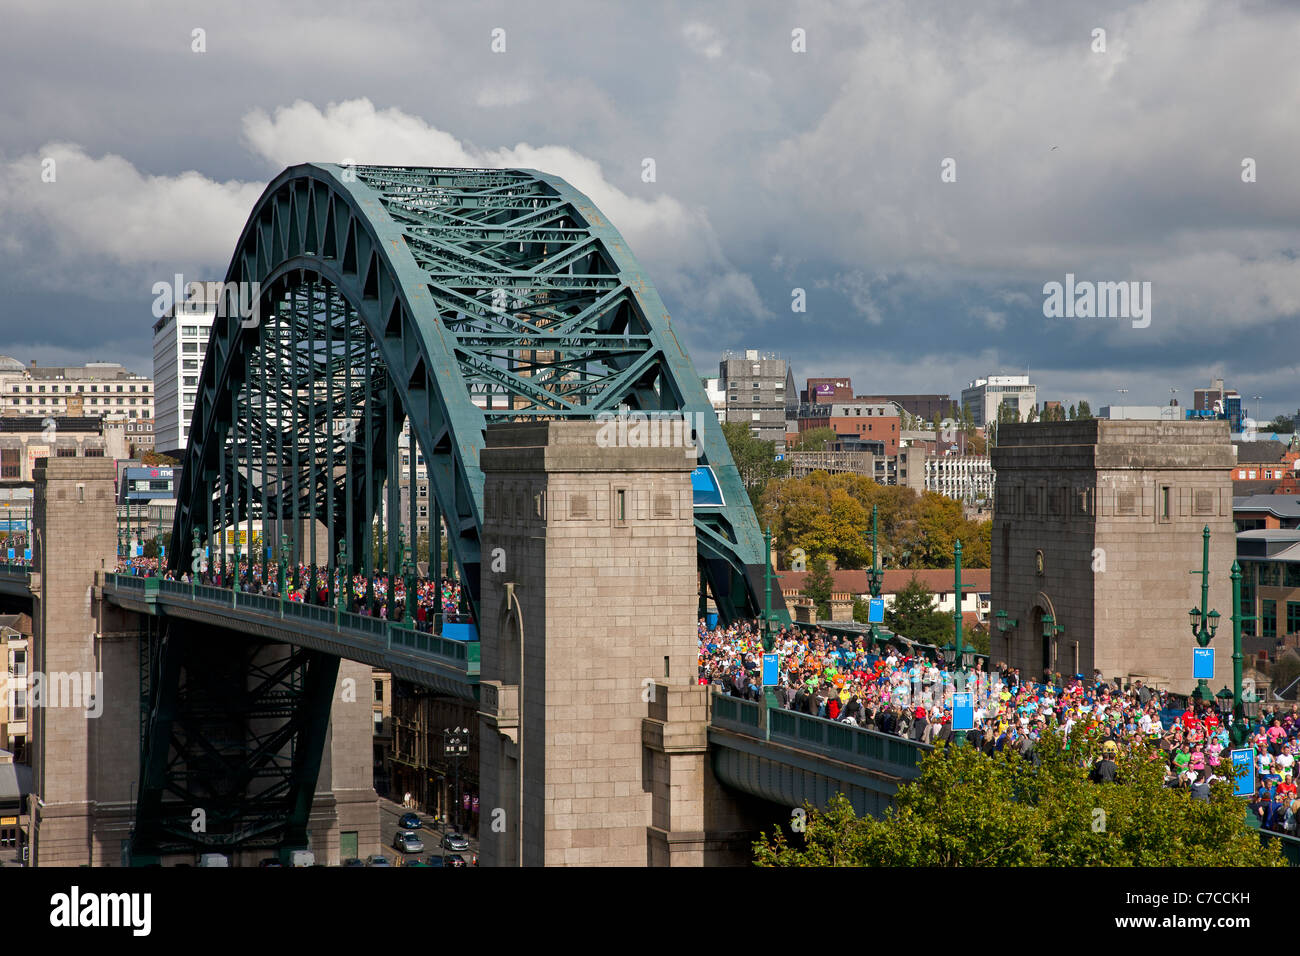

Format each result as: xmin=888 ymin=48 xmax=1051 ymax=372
xmin=170 ymin=164 xmax=784 ymax=626
xmin=132 ymin=621 xmax=339 ymax=857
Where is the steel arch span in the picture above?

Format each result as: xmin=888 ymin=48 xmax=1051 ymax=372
xmin=169 ymin=163 xmax=785 ymax=625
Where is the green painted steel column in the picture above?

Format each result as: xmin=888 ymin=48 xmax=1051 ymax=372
xmin=1230 ymin=560 xmax=1254 ymax=745
xmin=232 ymin=377 xmax=241 ymax=593
xmin=344 ymin=302 xmax=355 ymax=611
xmin=1190 ymin=526 xmax=1219 ymax=704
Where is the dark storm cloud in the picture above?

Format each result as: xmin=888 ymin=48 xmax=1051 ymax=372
xmin=0 ymin=0 xmax=1297 ymax=411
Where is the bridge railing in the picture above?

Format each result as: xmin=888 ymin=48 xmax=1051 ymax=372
xmin=709 ymin=689 xmax=931 ymax=777
xmin=104 ymin=574 xmax=479 ymax=678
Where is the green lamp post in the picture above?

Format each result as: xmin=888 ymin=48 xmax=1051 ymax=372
xmin=1228 ymin=560 xmax=1255 ymax=745
xmin=232 ymin=525 xmax=242 ymax=593
xmin=395 ymin=525 xmax=406 ymax=621
xmin=865 ymin=504 xmax=884 ymax=646
xmin=994 ymin=609 xmax=1018 ymax=646
xmin=942 ymin=538 xmax=977 ymax=746
xmin=335 ymin=538 xmax=348 ymax=626
xmin=278 ymin=532 xmax=289 ymax=614
xmin=762 ymin=526 xmax=778 ymax=653
xmin=1188 ymin=526 xmax=1221 ymax=705
xmin=403 ymin=549 xmax=416 ymax=628
xmin=191 ymin=527 xmax=201 ymax=599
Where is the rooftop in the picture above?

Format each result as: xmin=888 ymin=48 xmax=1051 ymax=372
xmin=1234 ymin=494 xmax=1300 ymax=517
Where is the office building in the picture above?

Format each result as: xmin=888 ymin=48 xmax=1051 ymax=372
xmin=0 ymin=357 xmax=152 ymax=421
xmin=719 ymin=350 xmax=792 ymax=447
xmin=961 ymin=375 xmax=1037 ymax=428
xmin=152 ymin=283 xmax=216 ymax=457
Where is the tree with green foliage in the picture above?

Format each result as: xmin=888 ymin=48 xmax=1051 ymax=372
xmin=721 ymin=420 xmax=789 ymax=512
xmin=788 ymin=426 xmax=837 ymax=452
xmin=884 ymin=574 xmax=949 ymax=644
xmin=1076 ymin=399 xmax=1093 ymax=420
xmin=1265 ymin=415 xmax=1296 ymax=435
xmin=754 ymin=725 xmax=1285 ymax=867
xmin=801 ymin=555 xmax=835 ymax=618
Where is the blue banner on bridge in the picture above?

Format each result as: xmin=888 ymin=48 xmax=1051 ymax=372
xmin=1231 ymin=747 xmax=1255 ymax=798
xmin=1193 ymin=647 xmax=1215 ymax=680
xmin=762 ymin=653 xmax=778 ymax=686
xmin=953 ymin=692 xmax=974 ymax=731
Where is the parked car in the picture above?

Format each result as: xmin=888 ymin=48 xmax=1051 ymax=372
xmin=341 ymin=858 xmax=365 ymax=867
xmin=444 ymin=853 xmax=467 ymax=868
xmin=197 ymin=853 xmax=229 ymax=868
xmin=425 ymin=855 xmax=445 ymax=867
xmin=398 ymin=812 xmax=422 ymax=830
xmin=258 ymin=858 xmax=283 ymax=868
xmin=440 ymin=832 xmax=469 ymax=852
xmin=393 ymin=830 xmax=425 ymax=854
xmin=366 ymin=854 xmax=392 ymax=867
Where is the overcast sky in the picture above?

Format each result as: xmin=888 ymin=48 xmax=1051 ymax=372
xmin=2 ymin=0 xmax=1298 ymax=419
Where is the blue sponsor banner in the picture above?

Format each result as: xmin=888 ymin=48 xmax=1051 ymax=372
xmin=705 ymin=612 xmax=718 ymax=630
xmin=690 ymin=466 xmax=725 ymax=507
xmin=762 ymin=653 xmax=779 ymax=687
xmin=443 ymin=621 xmax=479 ymax=642
xmin=159 ymin=545 xmax=165 ymax=558
xmin=1231 ymin=747 xmax=1255 ymax=798
xmin=868 ymin=597 xmax=885 ymax=624
xmin=953 ymin=691 xmax=974 ymax=731
xmin=135 ymin=545 xmax=144 ymax=557
xmin=1193 ymin=647 xmax=1214 ymax=680
xmin=5 ymin=549 xmax=12 ymax=561
xmin=0 ymin=520 xmax=28 ymax=532
xmin=23 ymin=549 xmax=31 ymax=561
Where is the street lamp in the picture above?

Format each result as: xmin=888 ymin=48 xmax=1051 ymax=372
xmin=1041 ymin=614 xmax=1065 ymax=679
xmin=278 ymin=532 xmax=289 ymax=613
xmin=443 ymin=726 xmax=470 ymax=834
xmin=1215 ymin=686 xmax=1234 ymax=720
xmin=335 ymin=538 xmax=348 ymax=626
xmin=864 ymin=505 xmax=884 ymax=646
xmin=1228 ymin=560 xmax=1255 ymax=745
xmin=1188 ymin=526 xmax=1219 ymax=704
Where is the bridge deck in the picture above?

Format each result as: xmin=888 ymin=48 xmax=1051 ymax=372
xmin=100 ymin=574 xmax=478 ymax=699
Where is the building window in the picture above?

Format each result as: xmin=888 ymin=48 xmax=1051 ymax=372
xmin=1263 ymin=599 xmax=1277 ymax=639
xmin=1159 ymin=485 xmax=1171 ymax=522
xmin=1288 ymin=601 xmax=1300 ymax=636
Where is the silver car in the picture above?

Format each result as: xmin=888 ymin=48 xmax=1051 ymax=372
xmin=393 ymin=830 xmax=425 ymax=854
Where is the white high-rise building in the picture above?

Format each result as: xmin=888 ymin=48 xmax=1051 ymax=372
xmin=960 ymin=374 xmax=1037 ymax=428
xmin=152 ymin=283 xmax=216 ymax=457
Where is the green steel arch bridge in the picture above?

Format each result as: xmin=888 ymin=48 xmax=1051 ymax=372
xmin=115 ymin=164 xmax=791 ymax=858
xmin=169 ymin=163 xmax=777 ymax=627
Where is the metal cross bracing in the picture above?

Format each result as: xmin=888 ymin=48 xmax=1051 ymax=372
xmin=170 ymin=162 xmax=787 ymax=629
xmin=132 ymin=622 xmax=339 ymax=860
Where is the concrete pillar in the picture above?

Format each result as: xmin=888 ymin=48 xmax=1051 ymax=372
xmin=30 ymin=458 xmax=121 ymax=866
xmin=313 ymin=659 xmax=381 ymax=864
xmin=476 ymin=421 xmax=707 ymax=865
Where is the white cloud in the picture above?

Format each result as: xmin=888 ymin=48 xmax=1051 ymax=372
xmin=241 ymin=98 xmax=768 ymax=320
xmin=475 ymin=81 xmax=536 ymax=108
xmin=0 ymin=98 xmax=767 ymax=324
xmin=0 ymin=142 xmax=263 ymax=297
xmin=683 ymin=21 xmax=724 ymax=59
